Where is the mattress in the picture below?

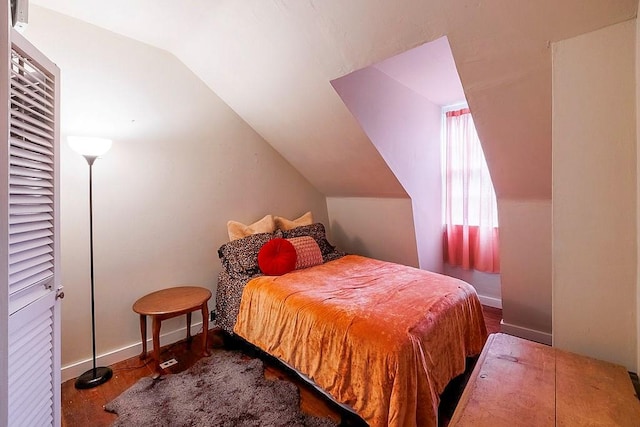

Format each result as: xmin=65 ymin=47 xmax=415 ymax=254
xmin=231 ymin=255 xmax=487 ymax=427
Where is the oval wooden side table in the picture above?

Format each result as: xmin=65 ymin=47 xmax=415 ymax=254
xmin=133 ymin=285 xmax=212 ymax=378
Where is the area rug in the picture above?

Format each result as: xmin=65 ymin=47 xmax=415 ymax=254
xmin=105 ymin=350 xmax=337 ymax=427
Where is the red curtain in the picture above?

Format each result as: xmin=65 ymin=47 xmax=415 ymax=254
xmin=443 ymin=108 xmax=500 ymax=273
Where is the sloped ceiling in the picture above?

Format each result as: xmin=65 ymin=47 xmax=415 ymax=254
xmin=372 ymin=36 xmax=465 ymax=107
xmin=30 ymin=0 xmax=637 ymax=199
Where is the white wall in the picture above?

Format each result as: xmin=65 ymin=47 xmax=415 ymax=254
xmin=443 ymin=265 xmax=501 ymax=308
xmin=553 ymin=20 xmax=637 ymax=370
xmin=327 ymin=197 xmax=419 ymax=267
xmin=25 ymin=7 xmax=328 ymax=378
xmin=331 ymin=62 xmax=504 ymax=302
xmin=499 ymin=200 xmax=552 ymax=344
xmin=331 ymin=66 xmax=442 ymax=272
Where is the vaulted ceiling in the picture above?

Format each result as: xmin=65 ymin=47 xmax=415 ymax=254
xmin=30 ymin=0 xmax=638 ymax=199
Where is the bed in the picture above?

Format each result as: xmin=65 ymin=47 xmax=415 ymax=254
xmin=215 ymin=223 xmax=487 ymax=427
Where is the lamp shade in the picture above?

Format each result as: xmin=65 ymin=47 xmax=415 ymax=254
xmin=68 ymin=136 xmax=112 ymax=157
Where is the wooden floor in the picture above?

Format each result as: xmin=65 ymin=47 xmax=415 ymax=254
xmin=61 ymin=305 xmax=502 ymax=427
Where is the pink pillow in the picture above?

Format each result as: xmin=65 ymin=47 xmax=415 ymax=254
xmin=258 ymin=238 xmax=297 ymax=276
xmin=287 ymin=236 xmax=323 ymax=270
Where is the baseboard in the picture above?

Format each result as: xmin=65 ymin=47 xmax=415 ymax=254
xmin=500 ymin=320 xmax=552 ymax=345
xmin=61 ymin=321 xmax=205 ymax=382
xmin=477 ymin=294 xmax=502 ymax=309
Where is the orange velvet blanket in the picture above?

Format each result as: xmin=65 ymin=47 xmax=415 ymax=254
xmin=234 ymin=255 xmax=487 ymax=427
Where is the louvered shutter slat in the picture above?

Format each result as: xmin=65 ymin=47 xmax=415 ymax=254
xmin=11 ymin=99 xmax=55 ymax=125
xmin=9 ymin=220 xmax=53 ymax=234
xmin=11 ymin=127 xmax=54 ymax=149
xmin=10 ymin=146 xmax=53 ymax=165
xmin=9 ymin=317 xmax=51 ymax=351
xmin=9 ymin=228 xmax=53 ymax=245
xmin=9 ymin=212 xmax=53 ymax=225
xmin=10 ymin=61 xmax=55 ymax=93
xmin=18 ymin=390 xmax=53 ymax=427
xmin=10 ymin=204 xmax=52 ymax=215
xmin=9 ymin=195 xmax=53 ymax=205
xmin=30 ymin=408 xmax=54 ymax=427
xmin=10 ymin=165 xmax=53 ymax=180
xmin=10 ymin=345 xmax=52 ymax=379
xmin=8 ymin=276 xmax=51 ymax=314
xmin=10 ymin=84 xmax=55 ymax=110
xmin=10 ymin=236 xmax=53 ymax=255
xmin=10 ymin=166 xmax=52 ymax=181
xmin=9 ymin=90 xmax=51 ymax=119
xmin=9 ymin=275 xmax=53 ymax=312
xmin=8 ymin=308 xmax=51 ymax=343
xmin=9 ymin=175 xmax=53 ymax=188
xmin=10 ymin=103 xmax=54 ymax=125
xmin=10 ymin=137 xmax=53 ymax=156
xmin=9 ymin=260 xmax=54 ymax=286
xmin=10 ymin=186 xmax=53 ymax=197
xmin=8 ymin=309 xmax=50 ymax=347
xmin=10 ymin=116 xmax=54 ymax=141
xmin=10 ymin=155 xmax=53 ymax=171
xmin=10 ymin=245 xmax=53 ymax=265
xmin=14 ymin=390 xmax=52 ymax=427
xmin=10 ymin=58 xmax=55 ymax=93
xmin=15 ymin=392 xmax=53 ymax=427
xmin=9 ymin=253 xmax=53 ymax=276
xmin=10 ymin=186 xmax=53 ymax=196
xmin=8 ymin=323 xmax=51 ymax=362
xmin=10 ymin=146 xmax=53 ymax=164
xmin=10 ymin=109 xmax=54 ymax=133
xmin=10 ymin=363 xmax=51 ymax=414
xmin=9 ymin=331 xmax=52 ymax=377
xmin=9 ymin=246 xmax=53 ymax=272
xmin=9 ymin=355 xmax=52 ymax=415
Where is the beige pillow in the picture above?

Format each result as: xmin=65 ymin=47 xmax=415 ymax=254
xmin=227 ymin=214 xmax=276 ymax=241
xmin=274 ymin=211 xmax=313 ymax=231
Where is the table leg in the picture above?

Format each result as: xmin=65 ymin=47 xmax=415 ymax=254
xmin=139 ymin=314 xmax=147 ymax=360
xmin=201 ymin=301 xmax=211 ymax=357
xmin=152 ymin=316 xmax=162 ymax=378
xmin=186 ymin=312 xmax=192 ymax=348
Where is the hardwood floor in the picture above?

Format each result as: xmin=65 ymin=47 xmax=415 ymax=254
xmin=61 ymin=305 xmax=502 ymax=426
xmin=482 ymin=305 xmax=502 ymax=337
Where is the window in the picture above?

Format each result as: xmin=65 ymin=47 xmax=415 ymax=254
xmin=442 ymin=107 xmax=499 ymax=273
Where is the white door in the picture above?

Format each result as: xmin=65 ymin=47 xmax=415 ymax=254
xmin=2 ymin=25 xmax=61 ymax=427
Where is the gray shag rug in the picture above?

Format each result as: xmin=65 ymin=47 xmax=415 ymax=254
xmin=105 ymin=350 xmax=337 ymax=427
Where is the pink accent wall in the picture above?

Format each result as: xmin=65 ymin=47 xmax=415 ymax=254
xmin=332 ymin=67 xmax=443 ymax=272
xmin=373 ymin=36 xmax=465 ymax=106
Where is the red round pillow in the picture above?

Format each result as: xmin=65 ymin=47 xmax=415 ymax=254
xmin=258 ymin=238 xmax=297 ymax=276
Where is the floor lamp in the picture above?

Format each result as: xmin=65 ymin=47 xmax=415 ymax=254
xmin=68 ymin=136 xmax=114 ymax=389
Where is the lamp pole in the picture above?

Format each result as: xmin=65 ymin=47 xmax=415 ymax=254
xmin=70 ymin=138 xmax=114 ymax=390
xmin=88 ymin=156 xmax=96 ymax=376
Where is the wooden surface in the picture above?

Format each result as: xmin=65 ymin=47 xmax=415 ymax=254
xmin=132 ymin=286 xmax=211 ymax=316
xmin=555 ymin=348 xmax=640 ymax=427
xmin=61 ymin=333 xmax=213 ymax=427
xmin=61 ymin=305 xmax=502 ymax=427
xmin=450 ymin=333 xmax=640 ymax=426
xmin=133 ymin=285 xmax=212 ymax=376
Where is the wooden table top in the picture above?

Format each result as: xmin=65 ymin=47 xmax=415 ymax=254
xmin=132 ymin=286 xmax=211 ymax=316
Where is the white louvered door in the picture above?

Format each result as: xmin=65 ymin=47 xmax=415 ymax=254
xmin=1 ymin=23 xmax=61 ymax=427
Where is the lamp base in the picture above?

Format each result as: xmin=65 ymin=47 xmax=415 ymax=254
xmin=74 ymin=366 xmax=113 ymax=389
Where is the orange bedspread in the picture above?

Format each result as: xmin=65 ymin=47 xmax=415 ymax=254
xmin=234 ymin=255 xmax=487 ymax=427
